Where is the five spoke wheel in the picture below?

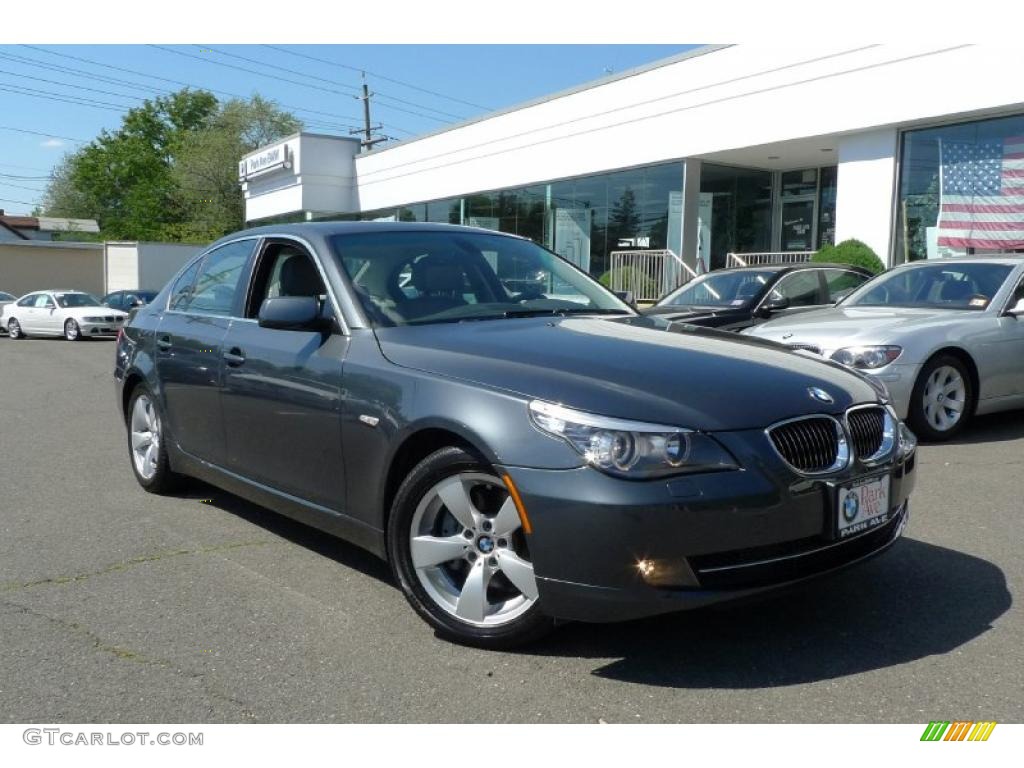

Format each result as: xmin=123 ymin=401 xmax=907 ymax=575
xmin=130 ymin=393 xmax=162 ymax=481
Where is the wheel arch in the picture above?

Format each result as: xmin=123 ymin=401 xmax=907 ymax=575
xmin=379 ymin=422 xmax=495 ymax=556
xmin=922 ymin=345 xmax=980 ymax=404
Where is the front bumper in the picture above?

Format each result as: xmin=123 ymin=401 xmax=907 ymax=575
xmin=80 ymin=320 xmax=124 ymax=337
xmin=867 ymin=363 xmax=922 ymax=420
xmin=501 ymin=429 xmax=916 ymax=623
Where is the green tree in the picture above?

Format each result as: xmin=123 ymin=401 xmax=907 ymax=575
xmin=171 ymin=95 xmax=301 ymax=241
xmin=41 ymin=89 xmax=301 ymax=242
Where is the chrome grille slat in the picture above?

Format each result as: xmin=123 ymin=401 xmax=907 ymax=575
xmin=768 ymin=416 xmax=840 ymax=474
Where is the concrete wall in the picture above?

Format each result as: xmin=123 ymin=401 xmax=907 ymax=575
xmin=136 ymin=243 xmax=202 ymax=292
xmin=0 ymin=242 xmax=105 ymax=297
xmin=835 ymin=130 xmax=899 ymax=261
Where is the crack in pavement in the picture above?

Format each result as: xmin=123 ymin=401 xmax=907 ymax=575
xmin=0 ymin=598 xmax=260 ymax=721
xmin=0 ymin=539 xmax=276 ymax=594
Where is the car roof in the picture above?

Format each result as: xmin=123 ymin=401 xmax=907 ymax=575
xmin=895 ymin=256 xmax=1024 ymax=267
xmin=226 ymin=220 xmax=523 ymax=242
xmin=702 ymin=262 xmax=870 ymax=275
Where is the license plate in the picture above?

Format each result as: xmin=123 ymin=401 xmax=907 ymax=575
xmin=836 ymin=475 xmax=890 ymax=539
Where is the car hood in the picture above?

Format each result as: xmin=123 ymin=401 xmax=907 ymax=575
xmin=374 ymin=316 xmax=878 ymax=431
xmin=63 ymin=307 xmax=127 ymax=318
xmin=746 ymin=305 xmax=981 ymax=347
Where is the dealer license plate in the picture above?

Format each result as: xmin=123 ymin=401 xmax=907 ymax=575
xmin=836 ymin=475 xmax=890 ymax=539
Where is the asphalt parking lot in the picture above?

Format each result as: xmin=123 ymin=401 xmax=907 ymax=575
xmin=0 ymin=338 xmax=1021 ymax=723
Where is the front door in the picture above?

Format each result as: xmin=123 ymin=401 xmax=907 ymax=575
xmin=776 ymin=169 xmax=818 ymax=252
xmin=220 ymin=240 xmax=348 ymax=511
xmin=155 ymin=239 xmax=256 ymax=465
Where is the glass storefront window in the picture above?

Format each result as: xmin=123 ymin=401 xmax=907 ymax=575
xmin=817 ymin=165 xmax=838 ymax=248
xmin=699 ymin=163 xmax=772 ymax=270
xmin=896 ymin=113 xmax=1024 ymax=262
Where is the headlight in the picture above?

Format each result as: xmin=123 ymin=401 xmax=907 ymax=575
xmin=897 ymin=422 xmax=918 ymax=459
xmin=528 ymin=400 xmax=738 ymax=478
xmin=831 ymin=345 xmax=902 ymax=369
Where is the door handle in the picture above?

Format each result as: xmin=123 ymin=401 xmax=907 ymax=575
xmin=156 ymin=335 xmax=172 ymax=351
xmin=223 ymin=348 xmax=246 ymax=367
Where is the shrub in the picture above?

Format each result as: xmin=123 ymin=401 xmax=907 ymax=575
xmin=812 ymin=238 xmax=885 ymax=274
xmin=598 ymin=266 xmax=659 ymax=298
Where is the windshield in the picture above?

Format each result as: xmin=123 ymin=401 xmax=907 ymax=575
xmin=55 ymin=293 xmax=102 ymax=308
xmin=847 ymin=263 xmax=1013 ymax=310
xmin=330 ymin=230 xmax=632 ymax=326
xmin=656 ymin=270 xmax=776 ymax=308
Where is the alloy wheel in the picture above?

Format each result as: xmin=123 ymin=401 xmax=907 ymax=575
xmin=65 ymin=320 xmax=79 ymax=341
xmin=409 ymin=472 xmax=537 ymax=627
xmin=130 ymin=394 xmax=162 ymax=480
xmin=922 ymin=364 xmax=966 ymax=432
xmin=7 ymin=320 xmax=20 ymax=339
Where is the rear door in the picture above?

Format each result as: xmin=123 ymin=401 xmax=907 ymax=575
xmin=155 ymin=238 xmax=257 ymax=465
xmin=821 ymin=268 xmax=870 ymax=304
xmin=220 ymin=239 xmax=348 ymax=510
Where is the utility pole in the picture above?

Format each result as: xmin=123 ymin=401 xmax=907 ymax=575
xmin=351 ymin=74 xmax=389 ymax=151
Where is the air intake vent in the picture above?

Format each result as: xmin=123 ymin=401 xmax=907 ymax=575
xmin=768 ymin=416 xmax=844 ymax=473
xmin=847 ymin=406 xmax=892 ymax=462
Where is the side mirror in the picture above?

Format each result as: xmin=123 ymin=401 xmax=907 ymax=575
xmin=757 ymin=295 xmax=789 ymax=317
xmin=1005 ymin=298 xmax=1024 ymax=317
xmin=258 ymin=296 xmax=325 ymax=331
xmin=614 ymin=290 xmax=636 ymax=308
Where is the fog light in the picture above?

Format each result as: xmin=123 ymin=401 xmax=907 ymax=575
xmin=635 ymin=558 xmax=696 ymax=587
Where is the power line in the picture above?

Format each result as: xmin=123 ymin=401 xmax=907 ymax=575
xmin=0 ymin=180 xmax=51 ymax=193
xmin=0 ymin=196 xmax=41 ymax=206
xmin=0 ymin=67 xmax=149 ymax=105
xmin=200 ymin=45 xmax=466 ymax=121
xmin=0 ymin=125 xmax=88 ymax=143
xmin=262 ymin=45 xmax=492 ymax=112
xmin=20 ymin=44 xmax=367 ymax=131
xmin=0 ymin=83 xmax=130 ymax=112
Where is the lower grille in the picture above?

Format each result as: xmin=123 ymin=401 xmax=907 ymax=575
xmin=848 ymin=406 xmax=886 ymax=459
xmin=690 ymin=505 xmax=904 ymax=589
xmin=768 ymin=416 xmax=843 ymax=473
xmin=787 ymin=343 xmax=822 ymax=355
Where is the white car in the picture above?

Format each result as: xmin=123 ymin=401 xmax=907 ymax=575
xmin=2 ymin=290 xmax=128 ymax=341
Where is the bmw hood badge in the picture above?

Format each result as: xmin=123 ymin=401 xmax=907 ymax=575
xmin=808 ymin=387 xmax=835 ymax=404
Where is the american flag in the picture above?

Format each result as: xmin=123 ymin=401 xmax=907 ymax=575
xmin=937 ymin=136 xmax=1024 ymax=250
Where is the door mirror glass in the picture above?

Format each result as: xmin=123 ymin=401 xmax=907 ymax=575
xmin=258 ymin=296 xmax=323 ymax=330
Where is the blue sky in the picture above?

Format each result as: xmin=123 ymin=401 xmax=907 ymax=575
xmin=0 ymin=44 xmax=696 ymax=216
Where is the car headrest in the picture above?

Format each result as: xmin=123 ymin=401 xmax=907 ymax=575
xmin=411 ymin=256 xmax=464 ymax=294
xmin=279 ymin=254 xmax=322 ymax=297
xmin=940 ymin=280 xmax=973 ymax=302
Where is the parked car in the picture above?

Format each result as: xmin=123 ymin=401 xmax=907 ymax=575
xmin=745 ymin=257 xmax=1024 ymax=441
xmin=3 ymin=290 xmax=128 ymax=341
xmin=115 ymin=223 xmax=917 ymax=647
xmin=643 ymin=263 xmax=872 ymax=330
xmin=0 ymin=292 xmax=14 ymax=334
xmin=102 ymin=290 xmax=159 ymax=312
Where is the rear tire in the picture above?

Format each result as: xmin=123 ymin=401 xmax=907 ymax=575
xmin=7 ymin=318 xmax=23 ymax=339
xmin=387 ymin=446 xmax=555 ymax=649
xmin=908 ymin=354 xmax=974 ymax=442
xmin=126 ymin=384 xmax=181 ymax=494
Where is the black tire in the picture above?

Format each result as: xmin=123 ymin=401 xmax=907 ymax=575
xmin=126 ymin=384 xmax=181 ymax=494
xmin=908 ymin=354 xmax=974 ymax=442
xmin=7 ymin=318 xmax=23 ymax=339
xmin=387 ymin=446 xmax=555 ymax=649
xmin=64 ymin=318 xmax=82 ymax=341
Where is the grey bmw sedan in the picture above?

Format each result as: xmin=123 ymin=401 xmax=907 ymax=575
xmin=115 ymin=222 xmax=917 ymax=647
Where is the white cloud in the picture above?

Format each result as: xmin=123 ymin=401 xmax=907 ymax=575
xmin=40 ymin=138 xmax=65 ymax=148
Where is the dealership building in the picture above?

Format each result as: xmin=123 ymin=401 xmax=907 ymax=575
xmin=239 ymin=44 xmax=1024 ymax=290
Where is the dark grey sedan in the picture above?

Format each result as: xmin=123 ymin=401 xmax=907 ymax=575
xmin=114 ymin=222 xmax=918 ymax=647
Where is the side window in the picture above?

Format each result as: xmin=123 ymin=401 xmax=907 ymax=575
xmin=822 ymin=269 xmax=869 ymax=302
xmin=35 ymin=294 xmax=55 ymax=308
xmin=245 ymin=242 xmax=327 ymax=318
xmin=182 ymin=240 xmax=255 ymax=316
xmin=771 ymin=271 xmax=822 ymax=307
xmin=17 ymin=294 xmax=37 ymax=307
xmin=169 ymin=259 xmax=202 ymax=311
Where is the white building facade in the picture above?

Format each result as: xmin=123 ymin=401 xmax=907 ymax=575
xmin=241 ymin=44 xmax=1024 ymax=279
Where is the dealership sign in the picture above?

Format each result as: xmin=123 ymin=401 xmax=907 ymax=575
xmin=239 ymin=143 xmax=291 ymax=180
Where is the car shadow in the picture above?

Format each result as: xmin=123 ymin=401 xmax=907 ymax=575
xmin=179 ymin=483 xmax=1010 ymax=689
xmin=529 ymin=538 xmax=1010 ymax=688
xmin=948 ymin=408 xmax=1024 ymax=445
xmin=180 ymin=480 xmax=393 ymax=584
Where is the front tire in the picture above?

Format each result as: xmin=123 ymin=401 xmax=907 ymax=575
xmin=64 ymin=318 xmax=82 ymax=341
xmin=7 ymin=318 xmax=23 ymax=339
xmin=387 ymin=446 xmax=554 ymax=648
xmin=909 ymin=354 xmax=974 ymax=441
xmin=127 ymin=385 xmax=180 ymax=493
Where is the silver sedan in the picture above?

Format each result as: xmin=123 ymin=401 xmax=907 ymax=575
xmin=745 ymin=257 xmax=1024 ymax=441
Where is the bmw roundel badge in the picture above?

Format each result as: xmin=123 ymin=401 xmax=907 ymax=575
xmin=843 ymin=493 xmax=860 ymax=523
xmin=808 ymin=387 xmax=834 ymax=404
